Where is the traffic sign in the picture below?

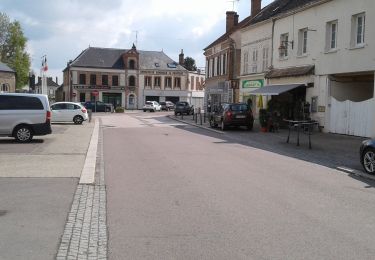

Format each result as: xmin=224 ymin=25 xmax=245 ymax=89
xmin=92 ymin=90 xmax=99 ymax=96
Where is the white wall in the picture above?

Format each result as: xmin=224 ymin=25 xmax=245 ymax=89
xmin=273 ymin=0 xmax=375 ymax=75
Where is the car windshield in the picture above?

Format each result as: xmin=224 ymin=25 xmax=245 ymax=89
xmin=146 ymin=102 xmax=153 ymax=105
xmin=230 ymin=104 xmax=248 ymax=111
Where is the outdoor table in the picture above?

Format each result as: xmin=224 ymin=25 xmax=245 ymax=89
xmin=284 ymin=120 xmax=319 ymax=149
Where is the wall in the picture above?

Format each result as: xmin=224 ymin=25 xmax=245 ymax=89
xmin=0 ymin=71 xmax=16 ymax=92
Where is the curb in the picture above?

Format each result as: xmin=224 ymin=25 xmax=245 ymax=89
xmin=79 ymin=119 xmax=99 ymax=184
xmin=168 ymin=115 xmax=224 ymax=134
xmin=336 ymin=166 xmax=375 ymax=181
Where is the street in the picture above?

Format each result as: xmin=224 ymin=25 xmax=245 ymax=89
xmin=104 ymin=112 xmax=375 ymax=260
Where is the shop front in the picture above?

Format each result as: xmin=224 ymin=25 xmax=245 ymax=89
xmin=240 ymin=78 xmax=264 ymax=118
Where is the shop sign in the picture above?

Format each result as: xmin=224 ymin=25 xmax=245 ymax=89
xmin=74 ymin=85 xmax=110 ymax=90
xmin=242 ymin=79 xmax=264 ymax=89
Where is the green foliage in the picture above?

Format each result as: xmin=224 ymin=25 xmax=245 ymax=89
xmin=115 ymin=107 xmax=125 ymax=113
xmin=0 ymin=13 xmax=31 ymax=89
xmin=183 ymin=56 xmax=197 ymax=71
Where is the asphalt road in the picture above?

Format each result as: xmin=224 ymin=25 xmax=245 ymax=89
xmin=104 ymin=112 xmax=375 ymax=260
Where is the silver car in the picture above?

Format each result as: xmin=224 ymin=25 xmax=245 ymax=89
xmin=0 ymin=93 xmax=52 ymax=142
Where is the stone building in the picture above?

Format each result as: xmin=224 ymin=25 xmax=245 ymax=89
xmin=62 ymin=45 xmax=202 ymax=109
xmin=0 ymin=61 xmax=16 ymax=93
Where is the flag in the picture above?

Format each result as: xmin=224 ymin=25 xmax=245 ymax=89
xmin=43 ymin=57 xmax=48 ymax=71
xmin=41 ymin=56 xmax=48 ymax=72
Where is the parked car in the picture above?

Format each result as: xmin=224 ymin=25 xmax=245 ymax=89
xmin=174 ymin=101 xmax=194 ymax=115
xmin=159 ymin=101 xmax=175 ymax=111
xmin=0 ymin=93 xmax=52 ymax=142
xmin=143 ymin=101 xmax=161 ymax=112
xmin=83 ymin=101 xmax=113 ymax=112
xmin=51 ymin=102 xmax=88 ymax=124
xmin=209 ymin=103 xmax=254 ymax=131
xmin=360 ymin=139 xmax=375 ymax=174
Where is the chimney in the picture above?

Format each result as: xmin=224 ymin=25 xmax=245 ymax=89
xmin=234 ymin=13 xmax=239 ymax=26
xmin=226 ymin=11 xmax=237 ymax=32
xmin=251 ymin=0 xmax=261 ymax=17
xmin=56 ymin=76 xmax=58 ymax=84
xmin=179 ymin=49 xmax=184 ymax=65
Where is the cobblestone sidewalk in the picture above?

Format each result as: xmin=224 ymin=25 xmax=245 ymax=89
xmin=56 ymin=123 xmax=107 ymax=260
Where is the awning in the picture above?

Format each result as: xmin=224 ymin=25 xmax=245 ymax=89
xmin=249 ymin=84 xmax=304 ymax=96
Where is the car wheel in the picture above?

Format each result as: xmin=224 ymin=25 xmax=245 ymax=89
xmin=221 ymin=121 xmax=226 ymax=131
xmin=362 ymin=148 xmax=375 ymax=174
xmin=14 ymin=125 xmax=33 ymax=143
xmin=73 ymin=115 xmax=84 ymax=125
xmin=105 ymin=107 xmax=111 ymax=112
xmin=143 ymin=110 xmax=146 ymax=112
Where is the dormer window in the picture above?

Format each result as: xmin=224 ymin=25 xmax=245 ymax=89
xmin=167 ymin=63 xmax=177 ymax=68
xmin=155 ymin=63 xmax=160 ymax=67
xmin=129 ymin=60 xmax=135 ymax=69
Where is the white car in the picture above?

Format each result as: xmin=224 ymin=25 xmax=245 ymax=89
xmin=51 ymin=102 xmax=88 ymax=124
xmin=143 ymin=101 xmax=161 ymax=112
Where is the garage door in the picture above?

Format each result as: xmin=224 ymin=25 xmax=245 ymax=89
xmin=330 ymin=97 xmax=374 ymax=137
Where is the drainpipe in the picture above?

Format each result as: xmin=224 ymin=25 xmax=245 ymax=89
xmin=270 ymin=18 xmax=276 ymax=83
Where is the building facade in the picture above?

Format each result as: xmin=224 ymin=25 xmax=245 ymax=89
xmin=62 ymin=45 xmax=200 ymax=109
xmin=0 ymin=62 xmax=16 ymax=93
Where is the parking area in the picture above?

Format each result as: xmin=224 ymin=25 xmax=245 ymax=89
xmin=0 ymin=122 xmax=94 ymax=177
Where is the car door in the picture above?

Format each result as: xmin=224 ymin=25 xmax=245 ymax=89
xmin=65 ymin=103 xmax=77 ymax=121
xmin=51 ymin=103 xmax=65 ymax=122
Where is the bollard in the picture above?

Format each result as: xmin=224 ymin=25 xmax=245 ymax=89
xmin=200 ymin=113 xmax=202 ymax=125
xmin=203 ymin=112 xmax=206 ymax=123
xmin=88 ymin=109 xmax=92 ymax=123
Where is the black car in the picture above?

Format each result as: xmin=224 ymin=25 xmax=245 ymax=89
xmin=83 ymin=101 xmax=113 ymax=112
xmin=174 ymin=101 xmax=194 ymax=115
xmin=360 ymin=139 xmax=375 ymax=174
xmin=160 ymin=101 xmax=175 ymax=111
xmin=209 ymin=103 xmax=254 ymax=131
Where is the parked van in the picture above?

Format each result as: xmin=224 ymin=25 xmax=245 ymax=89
xmin=0 ymin=93 xmax=52 ymax=142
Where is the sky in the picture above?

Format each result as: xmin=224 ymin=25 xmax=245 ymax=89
xmin=0 ymin=0 xmax=273 ymax=84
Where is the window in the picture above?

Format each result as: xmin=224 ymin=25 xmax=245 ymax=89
xmin=174 ymin=77 xmax=181 ymax=88
xmin=129 ymin=75 xmax=135 ymax=86
xmin=206 ymin=60 xmax=209 ymax=78
xmin=214 ymin=57 xmax=218 ymax=76
xmin=252 ymin=49 xmax=258 ymax=73
xmin=262 ymin=47 xmax=269 ymax=71
xmin=298 ymin=28 xmax=308 ymax=55
xmin=353 ymin=13 xmax=365 ymax=46
xmin=191 ymin=76 xmax=195 ymax=90
xmin=165 ymin=77 xmax=172 ymax=88
xmin=1 ymin=83 xmax=9 ymax=92
xmin=129 ymin=60 xmax=135 ymax=69
xmin=102 ymin=75 xmax=108 ymax=85
xmin=154 ymin=77 xmax=161 ymax=87
xmin=243 ymin=51 xmax=249 ymax=74
xmin=79 ymin=74 xmax=86 ymax=84
xmin=216 ymin=56 xmax=220 ymax=76
xmin=222 ymin=53 xmax=226 ymax=75
xmin=0 ymin=96 xmax=43 ymax=110
xmin=112 ymin=75 xmax=119 ymax=86
xmin=145 ymin=76 xmax=152 ymax=87
xmin=90 ymin=74 xmax=96 ymax=85
xmin=279 ymin=33 xmax=289 ymax=58
xmin=326 ymin=21 xmax=338 ymax=51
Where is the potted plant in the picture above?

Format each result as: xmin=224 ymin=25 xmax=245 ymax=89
xmin=259 ymin=109 xmax=268 ymax=132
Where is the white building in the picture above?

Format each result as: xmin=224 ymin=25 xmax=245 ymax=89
xmin=243 ymin=0 xmax=374 ymax=137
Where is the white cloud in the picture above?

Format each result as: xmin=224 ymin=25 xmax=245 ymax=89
xmin=0 ymin=0 xmax=274 ymax=83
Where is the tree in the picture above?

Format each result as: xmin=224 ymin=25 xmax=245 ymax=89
xmin=183 ymin=56 xmax=197 ymax=71
xmin=0 ymin=13 xmax=31 ymax=89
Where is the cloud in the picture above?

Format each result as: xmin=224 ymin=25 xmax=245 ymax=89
xmin=0 ymin=0 xmax=274 ymax=83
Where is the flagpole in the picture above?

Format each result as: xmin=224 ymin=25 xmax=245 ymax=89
xmin=41 ymin=55 xmax=47 ymax=96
